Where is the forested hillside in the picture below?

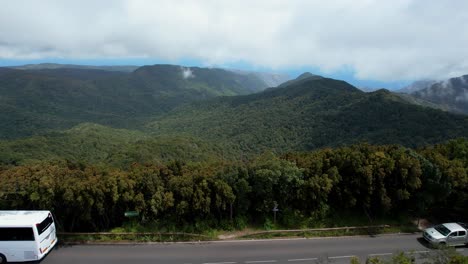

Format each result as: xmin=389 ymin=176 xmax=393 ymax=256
xmin=0 ymin=123 xmax=232 ymax=168
xmin=2 ymin=73 xmax=467 ymax=167
xmin=1 ymin=139 xmax=466 ymax=231
xmin=0 ymin=65 xmax=275 ymax=139
xmin=148 ymin=76 xmax=468 ymax=151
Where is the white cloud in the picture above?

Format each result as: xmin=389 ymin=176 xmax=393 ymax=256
xmin=1 ymin=0 xmax=468 ymax=81
xmin=181 ymin=67 xmax=194 ymax=79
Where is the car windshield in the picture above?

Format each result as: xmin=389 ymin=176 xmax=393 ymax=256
xmin=434 ymin=225 xmax=451 ymax=236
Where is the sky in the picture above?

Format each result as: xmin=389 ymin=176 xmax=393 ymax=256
xmin=1 ymin=0 xmax=468 ymax=90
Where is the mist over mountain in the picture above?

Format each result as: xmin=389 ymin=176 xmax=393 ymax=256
xmin=411 ymin=75 xmax=468 ymax=114
xmin=225 ymin=69 xmax=290 ymax=88
xmin=393 ymin=93 xmax=449 ymax=112
xmin=396 ymin=80 xmax=438 ymax=94
xmin=398 ymin=75 xmax=468 ymax=115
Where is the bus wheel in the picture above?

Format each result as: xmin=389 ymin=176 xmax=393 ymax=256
xmin=0 ymin=254 xmax=7 ymax=264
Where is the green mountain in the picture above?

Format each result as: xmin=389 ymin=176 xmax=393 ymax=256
xmin=277 ymin=72 xmax=324 ymax=88
xmin=226 ymin=69 xmax=290 ymax=87
xmin=147 ymin=75 xmax=468 ymax=152
xmin=0 ymin=64 xmax=275 ymax=139
xmin=132 ymin=64 xmax=269 ymax=95
xmin=395 ymin=92 xmax=450 ymax=112
xmin=2 ymin=72 xmax=467 ymax=167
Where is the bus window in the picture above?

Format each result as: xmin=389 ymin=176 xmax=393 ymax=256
xmin=36 ymin=214 xmax=53 ymax=235
xmin=0 ymin=227 xmax=35 ymax=241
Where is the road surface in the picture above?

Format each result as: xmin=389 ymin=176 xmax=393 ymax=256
xmin=41 ymin=234 xmax=467 ymax=264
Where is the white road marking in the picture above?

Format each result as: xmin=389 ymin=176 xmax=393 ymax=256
xmin=213 ymin=238 xmax=308 ymax=243
xmin=328 ymin=255 xmax=355 ymax=259
xmin=245 ymin=261 xmax=277 ymax=263
xmin=203 ymin=262 xmax=237 ymax=264
xmin=405 ymin=250 xmax=429 ymax=254
xmin=287 ymin=258 xmax=318 ymax=262
xmin=456 ymin=249 xmax=464 ymax=252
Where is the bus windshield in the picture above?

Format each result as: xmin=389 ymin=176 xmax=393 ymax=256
xmin=36 ymin=213 xmax=54 ymax=235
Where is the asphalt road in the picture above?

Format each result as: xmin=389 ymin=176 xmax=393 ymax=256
xmin=40 ymin=234 xmax=467 ymax=264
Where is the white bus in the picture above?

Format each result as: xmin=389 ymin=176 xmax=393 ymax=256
xmin=0 ymin=211 xmax=57 ymax=263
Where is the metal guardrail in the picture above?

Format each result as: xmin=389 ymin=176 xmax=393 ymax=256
xmin=239 ymin=225 xmax=391 ymax=237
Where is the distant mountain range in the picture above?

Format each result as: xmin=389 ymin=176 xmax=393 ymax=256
xmin=9 ymin=63 xmax=140 ymax=72
xmin=225 ymin=69 xmax=289 ymax=88
xmin=1 ymin=64 xmax=467 ymax=166
xmin=10 ymin=63 xmax=289 ymax=88
xmin=0 ymin=64 xmax=285 ymax=139
xmin=396 ymin=75 xmax=468 ymax=115
xmin=358 ymin=87 xmax=380 ymax=92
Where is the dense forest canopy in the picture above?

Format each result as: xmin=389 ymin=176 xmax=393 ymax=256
xmin=1 ymin=74 xmax=467 ymax=169
xmin=0 ymin=139 xmax=466 ymax=232
xmin=146 ymin=77 xmax=468 ymax=151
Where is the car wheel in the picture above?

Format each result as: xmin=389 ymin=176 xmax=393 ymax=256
xmin=0 ymin=254 xmax=7 ymax=264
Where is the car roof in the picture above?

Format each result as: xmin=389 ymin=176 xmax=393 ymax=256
xmin=0 ymin=210 xmax=50 ymax=227
xmin=443 ymin=223 xmax=465 ymax=232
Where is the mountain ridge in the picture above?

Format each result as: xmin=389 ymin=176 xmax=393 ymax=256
xmin=9 ymin=63 xmax=139 ymax=72
xmin=146 ymin=76 xmax=468 ymax=151
xmin=1 ymin=72 xmax=467 ymax=166
xmin=0 ymin=64 xmax=279 ymax=139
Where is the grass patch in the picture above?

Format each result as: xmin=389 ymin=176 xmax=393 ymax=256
xmin=58 ymin=213 xmax=420 ymax=243
xmin=59 ymin=232 xmax=213 ymax=243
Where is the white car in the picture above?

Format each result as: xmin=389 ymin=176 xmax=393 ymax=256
xmin=423 ymin=222 xmax=468 ymax=247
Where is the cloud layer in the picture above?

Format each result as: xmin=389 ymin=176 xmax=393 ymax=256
xmin=1 ymin=0 xmax=468 ymax=81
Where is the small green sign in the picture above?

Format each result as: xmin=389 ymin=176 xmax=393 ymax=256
xmin=124 ymin=211 xmax=139 ymax=217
